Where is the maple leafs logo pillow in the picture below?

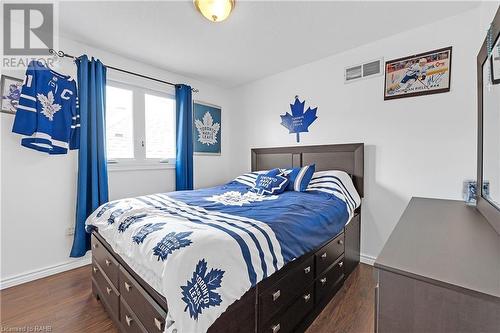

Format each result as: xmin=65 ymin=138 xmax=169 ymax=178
xmin=252 ymin=168 xmax=289 ymax=195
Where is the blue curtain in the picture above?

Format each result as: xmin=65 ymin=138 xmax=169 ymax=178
xmin=70 ymin=55 xmax=109 ymax=258
xmin=175 ymin=84 xmax=194 ymax=191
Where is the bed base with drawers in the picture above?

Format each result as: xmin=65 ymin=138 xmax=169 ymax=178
xmin=91 ymin=143 xmax=364 ymax=333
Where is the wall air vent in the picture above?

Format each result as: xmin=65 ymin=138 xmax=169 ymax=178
xmin=345 ymin=58 xmax=383 ymax=83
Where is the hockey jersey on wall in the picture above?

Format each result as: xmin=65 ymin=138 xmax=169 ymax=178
xmin=12 ymin=60 xmax=79 ymax=154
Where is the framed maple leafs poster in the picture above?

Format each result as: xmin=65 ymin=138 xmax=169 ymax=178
xmin=1 ymin=75 xmax=23 ymax=114
xmin=193 ymin=101 xmax=221 ymax=155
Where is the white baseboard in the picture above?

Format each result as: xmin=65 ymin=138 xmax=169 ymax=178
xmin=360 ymin=253 xmax=376 ymax=266
xmin=0 ymin=256 xmax=91 ymax=290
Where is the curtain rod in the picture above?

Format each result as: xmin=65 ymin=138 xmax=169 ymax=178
xmin=48 ymin=49 xmax=199 ymax=93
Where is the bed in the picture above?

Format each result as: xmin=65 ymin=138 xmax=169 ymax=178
xmin=88 ymin=143 xmax=364 ymax=333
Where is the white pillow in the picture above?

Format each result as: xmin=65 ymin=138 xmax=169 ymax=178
xmin=307 ymin=170 xmax=361 ymax=211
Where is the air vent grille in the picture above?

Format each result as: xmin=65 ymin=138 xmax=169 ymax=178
xmin=345 ymin=58 xmax=383 ymax=83
xmin=345 ymin=65 xmax=362 ymax=82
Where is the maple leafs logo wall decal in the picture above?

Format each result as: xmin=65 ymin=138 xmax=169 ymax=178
xmin=181 ymin=259 xmax=225 ymax=320
xmin=195 ymin=112 xmax=220 ymax=146
xmin=280 ymin=96 xmax=318 ymax=142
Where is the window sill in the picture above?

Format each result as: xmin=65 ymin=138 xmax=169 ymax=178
xmin=107 ymin=163 xmax=175 ymax=172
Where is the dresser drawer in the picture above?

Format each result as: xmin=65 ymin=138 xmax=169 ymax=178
xmin=259 ymin=256 xmax=314 ymax=325
xmin=315 ymin=232 xmax=344 ymax=276
xmin=120 ymin=298 xmax=148 ymax=333
xmin=91 ymin=261 xmax=119 ymax=316
xmin=315 ymin=256 xmax=344 ymax=304
xmin=91 ymin=234 xmax=119 ymax=288
xmin=262 ymin=284 xmax=314 ymax=333
xmin=120 ymin=266 xmax=167 ymax=333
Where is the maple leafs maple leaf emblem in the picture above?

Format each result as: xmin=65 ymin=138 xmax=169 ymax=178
xmin=118 ymin=213 xmax=148 ymax=233
xmin=152 ymin=231 xmax=193 ymax=261
xmin=37 ymin=91 xmax=62 ymax=121
xmin=131 ymin=222 xmax=166 ymax=244
xmin=280 ymin=97 xmax=318 ymax=142
xmin=195 ymin=112 xmax=220 ymax=146
xmin=205 ymin=191 xmax=279 ymax=206
xmin=181 ymin=259 xmax=224 ymax=320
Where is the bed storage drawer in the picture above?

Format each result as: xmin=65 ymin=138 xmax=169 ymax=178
xmin=259 ymin=255 xmax=314 ymax=325
xmin=262 ymin=284 xmax=314 ymax=333
xmin=315 ymin=232 xmax=344 ymax=276
xmin=120 ymin=298 xmax=148 ymax=333
xmin=91 ymin=234 xmax=119 ymax=288
xmin=91 ymin=261 xmax=119 ymax=316
xmin=119 ymin=266 xmax=167 ymax=333
xmin=315 ymin=256 xmax=344 ymax=304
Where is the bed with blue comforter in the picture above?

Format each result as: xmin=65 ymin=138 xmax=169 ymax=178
xmin=86 ymin=170 xmax=360 ymax=333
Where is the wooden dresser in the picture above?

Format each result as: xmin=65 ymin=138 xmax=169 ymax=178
xmin=374 ymin=198 xmax=500 ymax=333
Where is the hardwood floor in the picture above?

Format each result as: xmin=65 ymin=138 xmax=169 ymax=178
xmin=1 ymin=263 xmax=375 ymax=333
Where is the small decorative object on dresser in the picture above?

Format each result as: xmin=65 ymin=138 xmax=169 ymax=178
xmin=1 ymin=75 xmax=23 ymax=114
xmin=193 ymin=101 xmax=221 ymax=155
xmin=384 ymin=47 xmax=452 ymax=100
xmin=462 ymin=180 xmax=477 ymax=205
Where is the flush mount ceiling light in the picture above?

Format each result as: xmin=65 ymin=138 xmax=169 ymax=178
xmin=193 ymin=0 xmax=235 ymax=23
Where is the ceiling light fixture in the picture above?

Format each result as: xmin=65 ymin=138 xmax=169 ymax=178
xmin=193 ymin=0 xmax=235 ymax=23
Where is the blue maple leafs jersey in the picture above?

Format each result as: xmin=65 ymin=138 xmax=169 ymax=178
xmin=12 ymin=60 xmax=79 ymax=154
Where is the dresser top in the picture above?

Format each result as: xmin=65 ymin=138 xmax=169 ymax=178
xmin=375 ymin=197 xmax=500 ymax=299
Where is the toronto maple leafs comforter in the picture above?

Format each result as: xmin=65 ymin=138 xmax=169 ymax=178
xmin=85 ymin=170 xmax=361 ymax=333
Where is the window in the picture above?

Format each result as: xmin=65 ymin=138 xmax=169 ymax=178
xmin=145 ymin=94 xmax=176 ymax=159
xmin=106 ymin=86 xmax=134 ymax=159
xmin=106 ymin=81 xmax=176 ymax=168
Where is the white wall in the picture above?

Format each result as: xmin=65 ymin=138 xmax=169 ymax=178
xmin=2 ymin=3 xmax=497 ymax=287
xmin=0 ymin=37 xmax=238 ymax=286
xmin=229 ymin=8 xmax=485 ymax=262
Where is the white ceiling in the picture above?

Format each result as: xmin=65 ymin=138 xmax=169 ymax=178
xmin=59 ymin=1 xmax=479 ymax=87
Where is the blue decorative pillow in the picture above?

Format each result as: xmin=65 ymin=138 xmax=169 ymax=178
xmin=281 ymin=164 xmax=316 ymax=192
xmin=253 ymin=169 xmax=289 ymax=195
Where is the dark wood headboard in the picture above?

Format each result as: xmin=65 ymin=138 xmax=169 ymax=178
xmin=251 ymin=143 xmax=364 ymax=197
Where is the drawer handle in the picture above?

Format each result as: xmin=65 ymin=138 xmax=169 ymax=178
xmin=304 ymin=266 xmax=311 ymax=274
xmin=321 ymin=252 xmax=327 ymax=259
xmin=320 ymin=277 xmax=327 ymax=285
xmin=124 ymin=282 xmax=132 ymax=292
xmin=106 ymin=287 xmax=112 ymax=295
xmin=339 ymin=261 xmax=344 ymax=268
xmin=338 ymin=239 xmax=344 ymax=245
xmin=92 ymin=266 xmax=98 ymax=274
xmin=125 ymin=315 xmax=133 ymax=327
xmin=303 ymin=293 xmax=311 ymax=303
xmin=154 ymin=317 xmax=163 ymax=331
xmin=92 ymin=243 xmax=98 ymax=249
xmin=105 ymin=259 xmax=111 ymax=266
xmin=271 ymin=323 xmax=280 ymax=333
xmin=272 ymin=290 xmax=281 ymax=301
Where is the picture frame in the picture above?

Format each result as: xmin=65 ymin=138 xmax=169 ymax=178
xmin=489 ymin=34 xmax=500 ymax=85
xmin=384 ymin=46 xmax=452 ymax=100
xmin=1 ymin=75 xmax=23 ymax=114
xmin=193 ymin=101 xmax=221 ymax=155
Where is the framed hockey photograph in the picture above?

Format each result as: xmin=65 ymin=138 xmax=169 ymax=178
xmin=1 ymin=75 xmax=23 ymax=114
xmin=193 ymin=101 xmax=221 ymax=155
xmin=384 ymin=46 xmax=452 ymax=100
xmin=490 ymin=34 xmax=500 ymax=85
